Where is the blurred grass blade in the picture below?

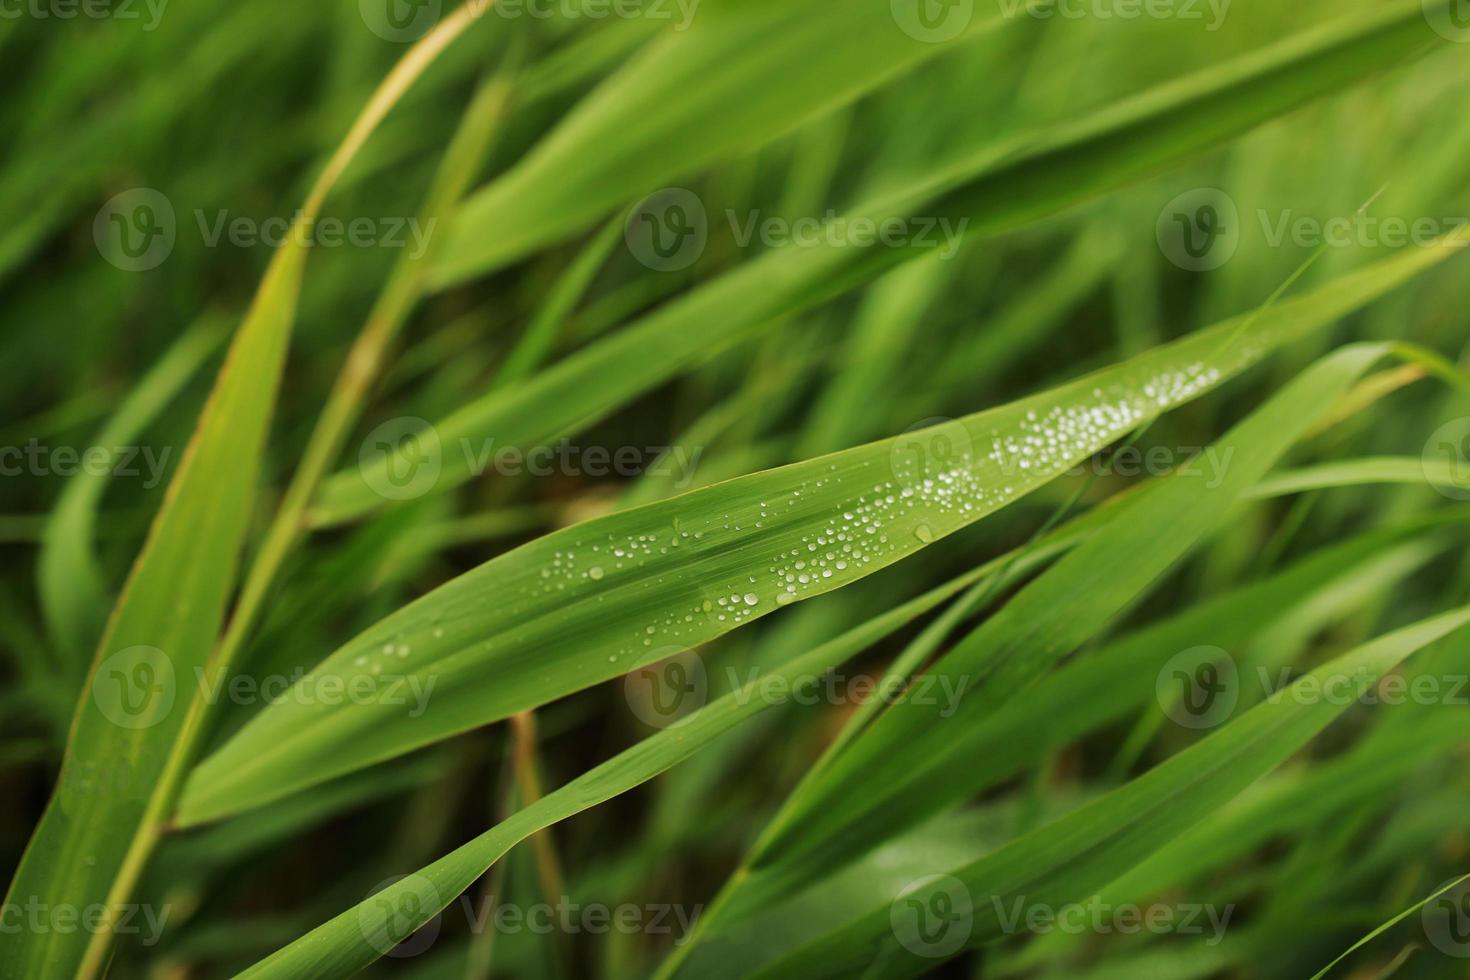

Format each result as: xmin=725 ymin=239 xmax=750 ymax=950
xmin=1308 ymin=874 xmax=1470 ymax=980
xmin=179 ymin=240 xmax=1458 ymax=825
xmin=231 ymin=540 xmax=1071 ymax=978
xmin=37 ymin=316 xmax=225 ymax=671
xmin=668 ymin=343 xmax=1414 ymax=950
xmin=492 ymin=217 xmax=623 ymax=388
xmin=0 ymin=11 xmax=483 ymax=978
xmin=323 ymin=1 xmax=1459 ymax=524
xmin=743 ymin=606 xmax=1470 ymax=979
xmin=432 ymin=0 xmax=1014 ymax=283
xmin=1250 ymin=455 xmax=1470 ymax=497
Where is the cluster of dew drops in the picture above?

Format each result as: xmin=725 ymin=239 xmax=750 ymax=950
xmin=519 ymin=362 xmax=1223 ymax=665
xmin=988 ymin=365 xmax=1221 ymax=479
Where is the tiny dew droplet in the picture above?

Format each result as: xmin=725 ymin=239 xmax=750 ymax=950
xmin=589 ymin=566 xmax=605 ymax=581
xmin=776 ymin=592 xmax=797 ymax=606
xmin=743 ymin=593 xmax=759 ymax=607
xmin=914 ymin=524 xmax=934 ymax=543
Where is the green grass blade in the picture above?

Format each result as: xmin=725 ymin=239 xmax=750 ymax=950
xmin=0 ymin=12 xmax=483 ymax=977
xmin=319 ymin=1 xmax=1460 ymax=525
xmin=742 ymin=607 xmax=1470 ymax=979
xmin=665 ymin=344 xmax=1411 ymax=956
xmin=36 ymin=317 xmax=225 ymax=670
xmin=177 ymin=246 xmax=1451 ymax=825
xmin=431 ymin=0 xmax=1013 ymax=283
